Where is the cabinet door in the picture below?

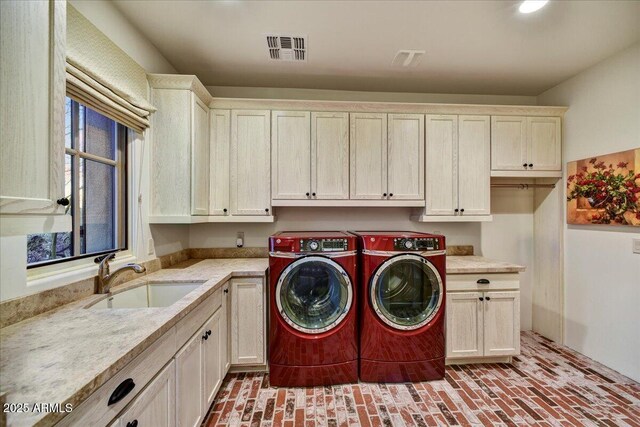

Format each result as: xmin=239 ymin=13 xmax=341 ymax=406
xmin=483 ymin=291 xmax=520 ymax=357
xmin=425 ymin=115 xmax=457 ymax=215
xmin=209 ymin=110 xmax=230 ymax=216
xmin=117 ymin=361 xmax=175 ymax=427
xmin=350 ymin=113 xmax=387 ymax=199
xmin=191 ymin=95 xmax=210 ymax=215
xmin=175 ymin=330 xmax=204 ymax=427
xmin=231 ymin=277 xmax=265 ymax=365
xmin=222 ymin=283 xmax=231 ymax=374
xmin=491 ymin=116 xmax=527 ymax=171
xmin=0 ymin=0 xmax=66 ymax=217
xmin=458 ymin=116 xmax=490 ymax=215
xmin=387 ymin=114 xmax=424 ymax=200
xmin=527 ymin=117 xmax=561 ymax=171
xmin=271 ymin=111 xmax=311 ymax=199
xmin=311 ymin=112 xmax=349 ymax=199
xmin=230 ymin=110 xmax=271 ymax=215
xmin=446 ymin=292 xmax=483 ymax=359
xmin=203 ymin=309 xmax=223 ymax=409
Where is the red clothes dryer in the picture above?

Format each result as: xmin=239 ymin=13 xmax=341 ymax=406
xmin=269 ymin=232 xmax=359 ymax=387
xmin=352 ymin=231 xmax=446 ymax=383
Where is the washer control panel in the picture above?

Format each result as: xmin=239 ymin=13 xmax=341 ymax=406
xmin=300 ymin=238 xmax=348 ymax=252
xmin=393 ymin=237 xmax=441 ymax=251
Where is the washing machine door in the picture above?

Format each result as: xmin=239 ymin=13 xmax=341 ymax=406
xmin=276 ymin=256 xmax=353 ymax=334
xmin=370 ymin=254 xmax=443 ymax=330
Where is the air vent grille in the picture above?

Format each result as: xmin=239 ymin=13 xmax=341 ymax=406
xmin=265 ymin=34 xmax=307 ymax=62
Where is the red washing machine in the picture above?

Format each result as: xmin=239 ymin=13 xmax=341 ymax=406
xmin=269 ymin=232 xmax=359 ymax=387
xmin=352 ymin=231 xmax=446 ymax=383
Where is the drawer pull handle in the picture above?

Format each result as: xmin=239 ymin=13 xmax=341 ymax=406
xmin=477 ymin=279 xmax=490 ymax=284
xmin=108 ymin=378 xmax=135 ymax=406
xmin=126 ymin=420 xmax=138 ymax=427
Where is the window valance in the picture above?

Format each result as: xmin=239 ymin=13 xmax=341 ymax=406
xmin=66 ymin=5 xmax=155 ymax=132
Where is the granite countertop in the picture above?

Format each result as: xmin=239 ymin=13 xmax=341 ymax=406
xmin=446 ymin=255 xmax=526 ymax=274
xmin=0 ymin=258 xmax=268 ymax=427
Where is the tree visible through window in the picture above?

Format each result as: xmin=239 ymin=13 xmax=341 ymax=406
xmin=27 ymin=98 xmax=127 ymax=266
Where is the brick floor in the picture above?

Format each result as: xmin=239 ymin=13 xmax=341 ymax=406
xmin=203 ymin=332 xmax=640 ymax=426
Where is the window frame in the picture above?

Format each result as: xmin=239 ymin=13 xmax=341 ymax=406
xmin=26 ymin=99 xmax=129 ymax=269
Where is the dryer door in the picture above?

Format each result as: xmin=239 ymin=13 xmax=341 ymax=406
xmin=276 ymin=256 xmax=353 ymax=334
xmin=370 ymin=254 xmax=443 ymax=330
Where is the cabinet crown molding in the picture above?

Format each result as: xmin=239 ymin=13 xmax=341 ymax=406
xmin=209 ymin=97 xmax=568 ymax=117
xmin=148 ymin=73 xmax=212 ymax=105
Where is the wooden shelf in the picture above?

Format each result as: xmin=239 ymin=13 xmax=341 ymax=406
xmin=272 ymin=200 xmax=425 ymax=207
xmin=411 ymin=215 xmax=493 ymax=223
xmin=149 ymin=215 xmax=276 ymax=224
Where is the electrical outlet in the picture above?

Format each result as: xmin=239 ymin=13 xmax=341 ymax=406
xmin=236 ymin=232 xmax=245 ymax=248
xmin=633 ymin=238 xmax=640 ymax=255
xmin=148 ymin=238 xmax=155 ymax=255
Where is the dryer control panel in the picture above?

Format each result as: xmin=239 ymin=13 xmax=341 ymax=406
xmin=393 ymin=237 xmax=441 ymax=251
xmin=300 ymin=238 xmax=348 ymax=252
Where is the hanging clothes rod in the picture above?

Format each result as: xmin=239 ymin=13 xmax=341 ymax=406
xmin=490 ymin=183 xmax=556 ymax=189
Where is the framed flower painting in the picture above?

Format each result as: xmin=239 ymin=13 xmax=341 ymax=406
xmin=566 ymin=148 xmax=640 ymax=226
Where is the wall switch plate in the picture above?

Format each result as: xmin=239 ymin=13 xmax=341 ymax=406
xmin=633 ymin=238 xmax=640 ymax=254
xmin=148 ymin=238 xmax=154 ymax=255
xmin=236 ymin=232 xmax=245 ymax=248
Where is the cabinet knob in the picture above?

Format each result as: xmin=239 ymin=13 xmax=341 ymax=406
xmin=383 ymin=193 xmax=387 ymax=197
xmin=306 ymin=192 xmax=310 ymax=197
xmin=202 ymin=333 xmax=208 ymax=340
xmin=206 ymin=330 xmax=212 ymax=336
xmin=479 ymin=297 xmax=484 ymax=301
xmin=265 ymin=208 xmax=270 ymax=213
xmin=454 ymin=208 xmax=459 ymax=213
xmin=126 ymin=420 xmax=138 ymax=427
xmin=486 ymin=296 xmax=491 ymax=301
xmin=528 ymin=163 xmax=533 ymax=168
xmin=460 ymin=208 xmax=464 ymax=213
xmin=224 ymin=289 xmax=229 ymax=294
xmin=223 ymin=208 xmax=227 ymax=213
xmin=312 ymin=192 xmax=316 ymax=197
xmin=56 ymin=198 xmax=70 ymax=206
xmin=389 ymin=193 xmax=394 ymax=197
xmin=523 ymin=163 xmax=528 ymax=168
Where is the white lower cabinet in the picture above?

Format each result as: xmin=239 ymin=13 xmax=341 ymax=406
xmin=203 ymin=309 xmax=224 ymax=409
xmin=231 ymin=277 xmax=266 ymax=366
xmin=175 ymin=329 xmax=204 ymax=427
xmin=112 ymin=361 xmax=176 ymax=427
xmin=446 ymin=274 xmax=520 ymax=362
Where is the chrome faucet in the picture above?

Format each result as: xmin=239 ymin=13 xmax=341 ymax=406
xmin=95 ymin=253 xmax=146 ymax=294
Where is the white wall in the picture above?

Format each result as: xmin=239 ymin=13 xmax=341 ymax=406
xmin=207 ymin=86 xmax=537 ymax=105
xmin=538 ymin=43 xmax=640 ymax=382
xmin=69 ymin=0 xmax=176 ymax=74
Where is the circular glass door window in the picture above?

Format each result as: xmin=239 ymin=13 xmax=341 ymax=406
xmin=276 ymin=256 xmax=353 ymax=334
xmin=370 ymin=254 xmax=443 ymax=330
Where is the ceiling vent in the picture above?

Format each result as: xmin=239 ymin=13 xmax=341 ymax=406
xmin=392 ymin=50 xmax=425 ymax=67
xmin=266 ymin=34 xmax=307 ymax=62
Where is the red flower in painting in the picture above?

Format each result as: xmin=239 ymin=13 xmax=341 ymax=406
xmin=617 ymin=161 xmax=629 ymax=169
xmin=589 ymin=158 xmax=597 ymax=164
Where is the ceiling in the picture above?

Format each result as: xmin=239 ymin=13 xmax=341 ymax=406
xmin=113 ymin=0 xmax=640 ymax=96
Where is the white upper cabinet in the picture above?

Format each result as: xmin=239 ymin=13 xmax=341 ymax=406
xmin=350 ymin=113 xmax=387 ymax=200
xmin=271 ymin=111 xmax=311 ymax=200
xmin=424 ymin=115 xmax=490 ymax=219
xmin=425 ymin=115 xmax=458 ymax=215
xmin=458 ymin=116 xmax=491 ymax=215
xmin=491 ymin=115 xmax=561 ymax=175
xmin=311 ymin=112 xmax=349 ymax=200
xmin=527 ymin=117 xmax=561 ymax=171
xmin=191 ymin=95 xmax=210 ymax=215
xmin=491 ymin=116 xmax=526 ymax=171
xmin=149 ymin=75 xmax=211 ymax=220
xmin=209 ymin=110 xmax=231 ymax=216
xmin=387 ymin=114 xmax=425 ymax=200
xmin=230 ymin=110 xmax=272 ymax=216
xmin=0 ymin=0 xmax=68 ymax=234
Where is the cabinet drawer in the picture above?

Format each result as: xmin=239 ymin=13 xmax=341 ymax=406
xmin=57 ymin=327 xmax=176 ymax=427
xmin=175 ymin=287 xmax=222 ymax=349
xmin=447 ymin=273 xmax=519 ymax=292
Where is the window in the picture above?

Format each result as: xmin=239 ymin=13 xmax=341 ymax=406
xmin=27 ymin=98 xmax=128 ymax=267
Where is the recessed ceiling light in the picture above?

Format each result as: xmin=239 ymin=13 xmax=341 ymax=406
xmin=519 ymin=0 xmax=549 ymax=14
